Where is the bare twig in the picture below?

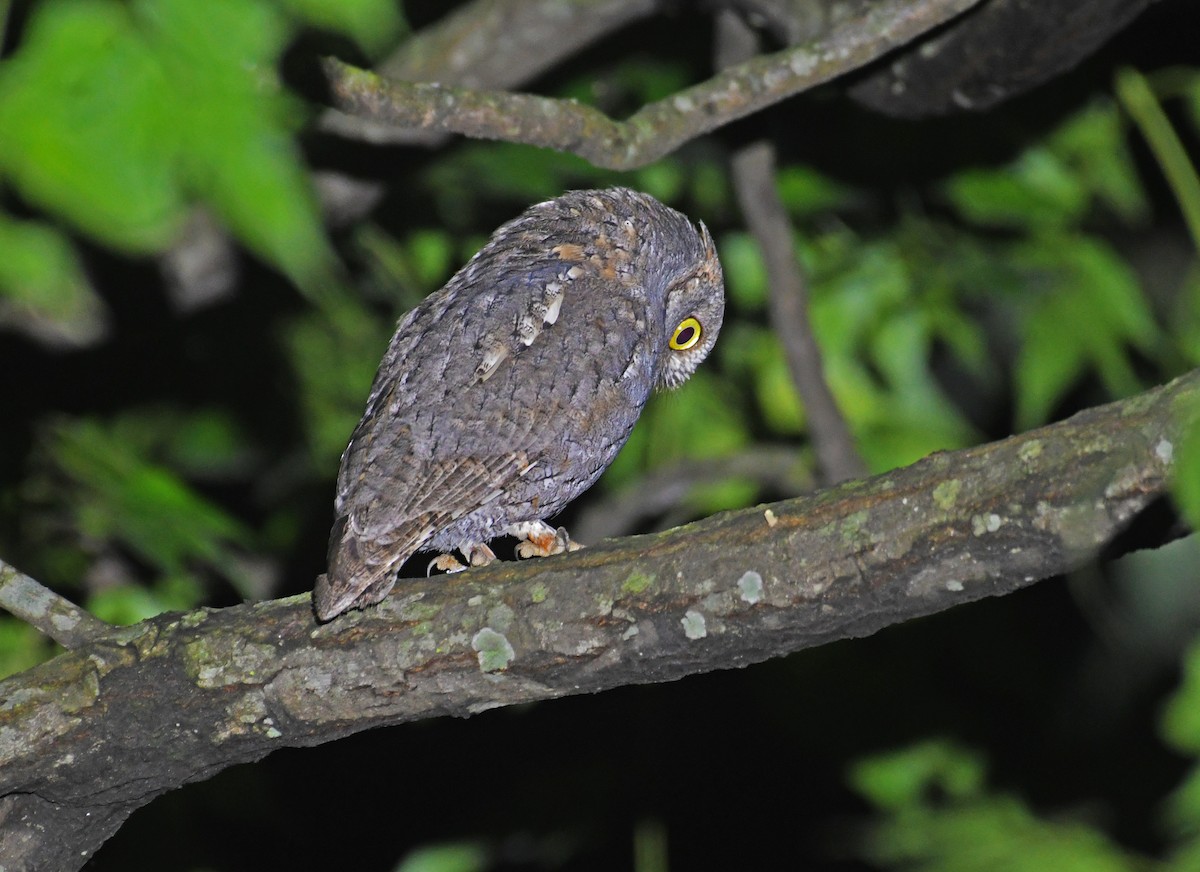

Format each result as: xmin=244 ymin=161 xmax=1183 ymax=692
xmin=0 ymin=558 xmax=112 ymax=649
xmin=322 ymin=0 xmax=983 ymax=170
xmin=719 ymin=11 xmax=867 ymax=484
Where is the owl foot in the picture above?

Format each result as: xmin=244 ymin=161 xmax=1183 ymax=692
xmin=509 ymin=520 xmax=581 ymax=559
xmin=427 ymin=542 xmax=496 ymax=575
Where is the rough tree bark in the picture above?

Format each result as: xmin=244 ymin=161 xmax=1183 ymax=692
xmin=2 ymin=369 xmax=1195 ymax=870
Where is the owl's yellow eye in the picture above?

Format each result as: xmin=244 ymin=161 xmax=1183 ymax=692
xmin=670 ymin=317 xmax=702 ymax=351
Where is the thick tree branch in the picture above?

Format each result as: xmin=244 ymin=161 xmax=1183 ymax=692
xmin=0 ymin=559 xmax=112 ymax=649
xmin=321 ymin=0 xmax=983 ymax=169
xmin=2 ymin=370 xmax=1194 ymax=869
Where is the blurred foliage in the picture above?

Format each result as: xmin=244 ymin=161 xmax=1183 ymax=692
xmin=16 ymin=411 xmax=260 ymax=626
xmin=391 ymin=843 xmax=488 ymax=872
xmin=849 ymin=741 xmax=1147 ymax=872
xmin=0 ymin=212 xmax=104 ymax=347
xmin=943 ymin=93 xmax=1164 ymax=431
xmin=0 ymin=3 xmax=1198 ymax=868
xmin=0 ymin=0 xmax=402 ymax=290
xmin=848 ymin=624 xmax=1200 ymax=872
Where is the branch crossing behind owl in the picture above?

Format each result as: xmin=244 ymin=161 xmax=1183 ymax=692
xmin=313 ymin=187 xmax=725 ymax=621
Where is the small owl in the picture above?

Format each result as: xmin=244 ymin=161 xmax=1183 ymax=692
xmin=313 ymin=187 xmax=724 ymax=621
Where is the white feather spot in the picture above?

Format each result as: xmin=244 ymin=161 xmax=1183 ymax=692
xmin=566 ymin=266 xmax=584 ymax=280
xmin=517 ymin=315 xmax=541 ymax=346
xmin=544 ymin=292 xmax=564 ymax=325
xmin=474 ymin=344 xmax=509 ymax=382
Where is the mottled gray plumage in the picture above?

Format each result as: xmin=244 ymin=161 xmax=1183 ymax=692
xmin=313 ymin=188 xmax=724 ymax=621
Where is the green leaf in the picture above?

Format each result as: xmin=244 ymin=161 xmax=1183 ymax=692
xmin=804 ymin=231 xmax=977 ymax=469
xmin=393 ymin=843 xmax=488 ymax=872
xmin=88 ymin=406 xmax=254 ymax=480
xmin=851 ymin=741 xmax=1143 ymax=872
xmin=689 ymin=161 xmax=729 ymax=215
xmin=354 ymin=225 xmax=449 ymax=311
xmin=0 ymin=214 xmax=107 ymax=345
xmin=1054 ymin=101 xmax=1147 ymax=224
xmin=43 ymin=417 xmax=252 ymax=597
xmin=1172 ymin=266 xmax=1200 ymax=368
xmin=610 ymin=60 xmax=690 ymax=105
xmin=1170 ymin=399 xmax=1200 ymax=556
xmin=1164 ymin=638 xmax=1200 ymax=756
xmin=849 ymin=740 xmax=986 ymax=811
xmin=1012 ymin=235 xmax=1161 ymax=429
xmin=944 ymin=99 xmax=1146 ymax=231
xmin=135 ymin=0 xmax=335 ymax=287
xmin=406 ymin=231 xmax=456 ymax=290
xmin=0 ymin=0 xmax=342 ymax=286
xmin=0 ymin=0 xmax=187 ymax=251
xmin=946 ymin=149 xmax=1088 ymax=231
xmin=86 ymin=575 xmax=203 ymax=625
xmin=776 ymin=165 xmax=855 ymax=216
xmin=426 ymin=144 xmax=621 ymax=225
xmin=0 ymin=617 xmax=57 ymax=681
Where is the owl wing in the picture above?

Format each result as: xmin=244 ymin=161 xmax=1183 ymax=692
xmin=314 ymin=447 xmax=532 ymax=621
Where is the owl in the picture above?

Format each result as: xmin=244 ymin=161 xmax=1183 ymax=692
xmin=313 ymin=187 xmax=725 ymax=621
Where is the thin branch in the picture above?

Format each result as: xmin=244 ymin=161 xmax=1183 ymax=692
xmin=0 ymin=558 xmax=112 ymax=649
xmin=321 ymin=0 xmax=983 ymax=170
xmin=322 ymin=0 xmax=659 ymax=143
xmin=720 ymin=11 xmax=867 ymax=485
xmin=2 ymin=368 xmax=1194 ymax=869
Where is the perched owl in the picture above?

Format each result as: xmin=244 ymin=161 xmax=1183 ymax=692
xmin=313 ymin=188 xmax=724 ymax=621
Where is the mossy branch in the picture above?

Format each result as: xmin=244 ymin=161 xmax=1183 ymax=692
xmin=0 ymin=560 xmax=112 ymax=649
xmin=2 ymin=369 xmax=1195 ymax=870
xmin=321 ymin=0 xmax=982 ymax=169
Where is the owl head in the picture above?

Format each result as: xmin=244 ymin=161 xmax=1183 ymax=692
xmin=658 ymin=220 xmax=724 ymax=391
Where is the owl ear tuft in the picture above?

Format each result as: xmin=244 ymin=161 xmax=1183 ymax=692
xmin=698 ymin=220 xmax=716 ymax=260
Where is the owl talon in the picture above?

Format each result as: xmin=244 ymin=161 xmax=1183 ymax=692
xmin=466 ymin=542 xmax=497 ymax=566
xmin=556 ymin=526 xmax=582 ymax=553
xmin=428 ymin=554 xmax=466 ymax=575
xmin=510 ymin=520 xmax=580 ymax=559
xmin=428 ymin=542 xmax=496 ymax=575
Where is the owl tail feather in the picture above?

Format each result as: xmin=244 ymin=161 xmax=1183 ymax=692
xmin=312 ymin=515 xmax=401 ymax=621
